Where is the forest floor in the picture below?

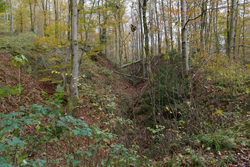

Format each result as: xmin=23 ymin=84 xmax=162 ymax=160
xmin=0 ymin=32 xmax=250 ymax=166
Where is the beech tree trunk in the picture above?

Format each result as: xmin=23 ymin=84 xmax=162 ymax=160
xmin=118 ymin=5 xmax=123 ymax=67
xmin=226 ymin=0 xmax=230 ymax=56
xmin=10 ymin=0 xmax=12 ymax=32
xmin=143 ymin=0 xmax=154 ymax=84
xmin=67 ymin=0 xmax=70 ymax=40
xmin=41 ymin=0 xmax=48 ymax=35
xmin=215 ymin=1 xmax=219 ymax=51
xmin=29 ymin=0 xmax=34 ymax=32
xmin=68 ymin=0 xmax=79 ymax=115
xmin=114 ymin=13 xmax=118 ymax=64
xmin=177 ymin=0 xmax=181 ymax=53
xmin=155 ymin=0 xmax=161 ymax=54
xmin=161 ymin=0 xmax=168 ymax=53
xmin=181 ymin=0 xmax=189 ymax=76
xmin=54 ymin=0 xmax=58 ymax=38
xmin=169 ymin=0 xmax=173 ymax=51
xmin=242 ymin=0 xmax=246 ymax=64
xmin=228 ymin=0 xmax=237 ymax=61
xmin=138 ymin=0 xmax=145 ymax=78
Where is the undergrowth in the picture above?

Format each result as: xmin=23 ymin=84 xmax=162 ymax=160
xmin=0 ymin=85 xmax=140 ymax=166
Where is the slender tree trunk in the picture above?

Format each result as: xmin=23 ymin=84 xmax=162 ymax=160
xmin=68 ymin=0 xmax=79 ymax=115
xmin=118 ymin=6 xmax=123 ymax=67
xmin=67 ymin=0 xmax=71 ymax=40
xmin=60 ymin=2 xmax=61 ymax=35
xmin=137 ymin=24 xmax=140 ymax=60
xmin=122 ymin=23 xmax=128 ymax=63
xmin=233 ymin=2 xmax=238 ymax=56
xmin=54 ymin=0 xmax=58 ymax=38
xmin=101 ymin=0 xmax=107 ymax=56
xmin=4 ymin=0 xmax=6 ymax=29
xmin=10 ymin=0 xmax=12 ymax=32
xmin=215 ymin=1 xmax=219 ymax=51
xmin=228 ymin=0 xmax=236 ymax=61
xmin=98 ymin=0 xmax=101 ymax=42
xmin=181 ymin=0 xmax=189 ymax=76
xmin=226 ymin=0 xmax=230 ymax=56
xmin=139 ymin=0 xmax=145 ymax=78
xmin=131 ymin=5 xmax=135 ymax=61
xmin=204 ymin=1 xmax=209 ymax=53
xmin=114 ymin=14 xmax=118 ymax=64
xmin=6 ymin=3 xmax=8 ymax=31
xmin=169 ymin=0 xmax=173 ymax=51
xmin=41 ymin=0 xmax=48 ymax=36
xmin=149 ymin=2 xmax=154 ymax=57
xmin=33 ymin=0 xmax=37 ymax=33
xmin=143 ymin=0 xmax=154 ymax=84
xmin=49 ymin=0 xmax=51 ymax=25
xmin=207 ymin=1 xmax=212 ymax=54
xmin=45 ymin=0 xmax=48 ymax=34
xmin=161 ymin=0 xmax=168 ymax=53
xmin=177 ymin=0 xmax=181 ymax=53
xmin=29 ymin=0 xmax=34 ymax=32
xmin=200 ymin=0 xmax=206 ymax=52
xmin=237 ymin=14 xmax=241 ymax=56
xmin=20 ymin=3 xmax=23 ymax=33
xmin=242 ymin=0 xmax=246 ymax=64
xmin=155 ymin=0 xmax=161 ymax=54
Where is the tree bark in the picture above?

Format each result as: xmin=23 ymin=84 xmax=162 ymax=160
xmin=101 ymin=0 xmax=107 ymax=56
xmin=29 ymin=0 xmax=34 ymax=32
xmin=118 ymin=5 xmax=123 ymax=67
xmin=67 ymin=0 xmax=71 ymax=40
xmin=155 ymin=0 xmax=161 ymax=54
xmin=169 ymin=0 xmax=173 ymax=51
xmin=54 ymin=0 xmax=58 ymax=38
xmin=215 ymin=0 xmax=219 ymax=51
xmin=149 ymin=2 xmax=154 ymax=57
xmin=68 ymin=0 xmax=79 ymax=115
xmin=233 ymin=1 xmax=238 ymax=55
xmin=138 ymin=0 xmax=145 ymax=78
xmin=161 ymin=0 xmax=168 ymax=53
xmin=228 ymin=0 xmax=237 ymax=60
xmin=177 ymin=0 xmax=181 ymax=53
xmin=242 ymin=0 xmax=246 ymax=64
xmin=6 ymin=1 xmax=8 ymax=31
xmin=114 ymin=13 xmax=118 ymax=64
xmin=226 ymin=0 xmax=230 ymax=56
xmin=41 ymin=0 xmax=48 ymax=35
xmin=10 ymin=0 xmax=12 ymax=32
xmin=181 ymin=0 xmax=189 ymax=76
xmin=143 ymin=0 xmax=154 ymax=84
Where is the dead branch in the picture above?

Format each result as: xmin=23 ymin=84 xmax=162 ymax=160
xmin=121 ymin=59 xmax=142 ymax=68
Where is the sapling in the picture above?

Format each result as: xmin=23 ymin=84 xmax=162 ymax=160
xmin=11 ymin=54 xmax=28 ymax=101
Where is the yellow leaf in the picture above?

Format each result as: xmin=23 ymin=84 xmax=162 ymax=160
xmin=166 ymin=106 xmax=170 ymax=111
xmin=213 ymin=110 xmax=223 ymax=116
xmin=164 ymin=55 xmax=169 ymax=60
xmin=246 ymin=88 xmax=250 ymax=94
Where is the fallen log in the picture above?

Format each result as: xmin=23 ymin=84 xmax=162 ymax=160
xmin=121 ymin=59 xmax=142 ymax=68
